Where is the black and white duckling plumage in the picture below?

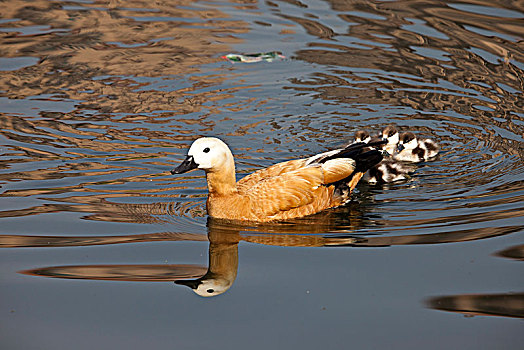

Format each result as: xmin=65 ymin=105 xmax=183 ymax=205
xmin=381 ymin=126 xmax=400 ymax=156
xmin=366 ymin=159 xmax=415 ymax=184
xmin=353 ymin=130 xmax=372 ymax=144
xmin=351 ymin=129 xmax=414 ymax=183
xmin=351 ymin=130 xmax=385 ymax=149
xmin=394 ymin=132 xmax=440 ymax=162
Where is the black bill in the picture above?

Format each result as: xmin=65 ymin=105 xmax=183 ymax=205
xmin=175 ymin=279 xmax=202 ymax=289
xmin=171 ymin=155 xmax=198 ymax=174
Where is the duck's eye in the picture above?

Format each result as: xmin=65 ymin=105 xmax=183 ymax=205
xmin=203 ymin=147 xmax=210 ymax=153
xmin=207 ymin=289 xmax=214 ymax=293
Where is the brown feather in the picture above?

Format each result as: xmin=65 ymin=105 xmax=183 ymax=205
xmin=347 ymin=172 xmax=365 ymax=192
xmin=321 ymin=158 xmax=356 ymax=183
xmin=174 ymin=137 xmax=378 ymax=222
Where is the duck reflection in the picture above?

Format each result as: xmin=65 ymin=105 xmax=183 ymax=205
xmin=16 ymin=214 xmax=361 ymax=296
xmin=175 ymin=216 xmax=364 ymax=297
xmin=10 ymin=214 xmax=523 ymax=299
xmin=175 ymin=226 xmax=239 ymax=297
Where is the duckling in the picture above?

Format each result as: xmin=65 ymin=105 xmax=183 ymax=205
xmin=171 ymin=137 xmax=384 ymax=222
xmin=352 ymin=126 xmax=399 ymax=155
xmin=351 ymin=130 xmax=414 ymax=183
xmin=394 ymin=132 xmax=440 ymax=162
xmin=366 ymin=159 xmax=415 ymax=183
xmin=381 ymin=126 xmax=400 ymax=155
xmin=353 ymin=130 xmax=371 ymax=144
xmin=350 ymin=130 xmax=384 ymax=149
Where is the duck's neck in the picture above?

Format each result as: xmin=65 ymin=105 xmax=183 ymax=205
xmin=205 ymin=165 xmax=237 ymax=196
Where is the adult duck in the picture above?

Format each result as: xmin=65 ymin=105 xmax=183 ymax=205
xmin=171 ymin=137 xmax=384 ymax=222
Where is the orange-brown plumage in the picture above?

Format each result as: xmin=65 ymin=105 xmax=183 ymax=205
xmin=171 ymin=137 xmax=383 ymax=222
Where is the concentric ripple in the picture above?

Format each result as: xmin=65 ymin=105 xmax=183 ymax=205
xmin=0 ymin=0 xmax=522 ymax=241
xmin=0 ymin=3 xmax=523 ymax=348
xmin=0 ymin=0 xmax=522 ymax=300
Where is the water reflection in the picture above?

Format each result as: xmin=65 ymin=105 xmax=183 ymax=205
xmin=0 ymin=0 xmax=523 ymax=345
xmin=427 ymin=293 xmax=524 ymax=319
xmin=0 ymin=0 xmax=249 ymax=114
xmin=0 ymin=231 xmax=207 ymax=248
xmin=496 ymin=244 xmax=524 ymax=261
xmin=14 ymin=215 xmax=362 ymax=296
xmin=22 ymin=264 xmax=207 ymax=282
xmin=12 ymin=215 xmax=523 ymax=298
xmin=0 ymin=0 xmax=522 ymax=237
xmin=176 ymin=226 xmax=240 ymax=297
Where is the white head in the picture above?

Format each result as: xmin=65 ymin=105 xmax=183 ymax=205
xmin=398 ymin=132 xmax=418 ymax=150
xmin=176 ymin=277 xmax=233 ymax=297
xmin=171 ymin=137 xmax=234 ymax=174
xmin=194 ymin=278 xmax=232 ymax=297
xmin=188 ymin=137 xmax=234 ymax=171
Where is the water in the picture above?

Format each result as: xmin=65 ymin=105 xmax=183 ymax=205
xmin=1 ymin=0 xmax=523 ymax=348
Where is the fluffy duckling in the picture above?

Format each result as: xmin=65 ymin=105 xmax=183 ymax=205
xmin=366 ymin=159 xmax=415 ymax=183
xmin=351 ymin=130 xmax=414 ymax=183
xmin=352 ymin=126 xmax=399 ymax=155
xmin=351 ymin=130 xmax=383 ymax=148
xmin=394 ymin=132 xmax=439 ymax=162
xmin=353 ymin=130 xmax=371 ymax=144
xmin=171 ymin=137 xmax=384 ymax=222
xmin=381 ymin=126 xmax=400 ymax=155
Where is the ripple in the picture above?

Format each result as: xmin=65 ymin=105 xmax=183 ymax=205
xmin=0 ymin=0 xmax=522 ymax=299
xmin=0 ymin=2 xmax=523 ymax=349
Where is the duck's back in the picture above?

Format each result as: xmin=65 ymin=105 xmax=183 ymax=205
xmin=237 ymin=159 xmax=306 ymax=188
xmin=204 ymin=141 xmax=383 ymax=222
xmin=208 ymin=161 xmax=340 ymax=221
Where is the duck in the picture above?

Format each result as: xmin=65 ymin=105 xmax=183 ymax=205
xmin=170 ymin=137 xmax=384 ymax=222
xmin=350 ymin=129 xmax=414 ymax=183
xmin=394 ymin=132 xmax=440 ymax=162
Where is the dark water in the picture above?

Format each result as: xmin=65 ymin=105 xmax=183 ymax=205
xmin=1 ymin=0 xmax=523 ymax=348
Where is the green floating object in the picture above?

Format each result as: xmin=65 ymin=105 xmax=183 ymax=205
xmin=222 ymin=51 xmax=285 ymax=63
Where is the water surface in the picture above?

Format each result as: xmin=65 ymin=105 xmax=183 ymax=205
xmin=1 ymin=0 xmax=523 ymax=349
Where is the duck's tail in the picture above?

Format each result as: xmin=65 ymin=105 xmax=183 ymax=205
xmin=326 ymin=140 xmax=385 ymax=160
xmin=353 ymin=149 xmax=384 ymax=173
xmin=332 ymin=143 xmax=385 ymax=202
xmin=346 ymin=149 xmax=383 ymax=190
xmin=307 ymin=140 xmax=384 ymax=203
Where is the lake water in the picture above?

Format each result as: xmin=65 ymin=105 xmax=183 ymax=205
xmin=1 ymin=0 xmax=523 ymax=349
